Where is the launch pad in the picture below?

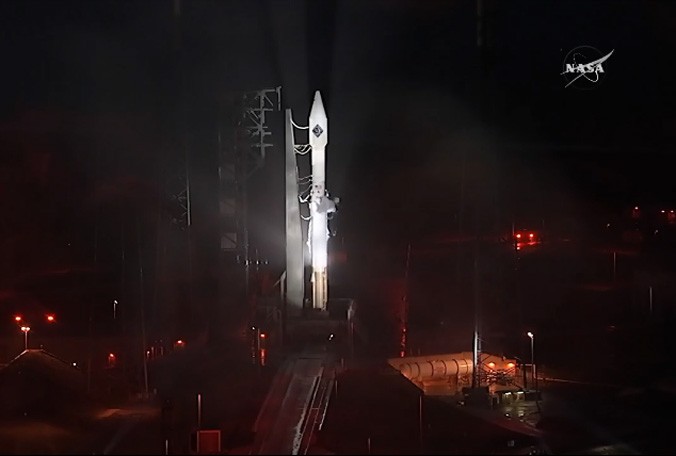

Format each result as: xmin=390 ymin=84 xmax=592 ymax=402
xmin=284 ymin=298 xmax=355 ymax=351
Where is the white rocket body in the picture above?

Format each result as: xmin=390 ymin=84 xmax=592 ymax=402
xmin=308 ymin=91 xmax=329 ymax=311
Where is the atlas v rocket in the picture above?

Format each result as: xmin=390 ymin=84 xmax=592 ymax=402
xmin=307 ymin=91 xmax=335 ymax=311
xmin=284 ymin=91 xmax=336 ymax=314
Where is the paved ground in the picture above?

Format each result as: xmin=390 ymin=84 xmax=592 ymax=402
xmin=0 ymin=400 xmax=162 ymax=455
xmin=315 ymin=358 xmax=676 ymax=455
xmin=0 ymin=419 xmax=82 ymax=454
xmin=535 ymin=378 xmax=676 ymax=455
xmin=0 ymin=342 xmax=275 ymax=455
xmin=316 ymin=365 xmax=545 ymax=455
xmin=2 ymin=325 xmax=673 ymax=455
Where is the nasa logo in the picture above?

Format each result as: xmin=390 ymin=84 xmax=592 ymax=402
xmin=561 ymin=46 xmax=614 ymax=89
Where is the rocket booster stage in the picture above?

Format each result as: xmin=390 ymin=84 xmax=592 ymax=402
xmin=308 ymin=91 xmax=330 ymax=311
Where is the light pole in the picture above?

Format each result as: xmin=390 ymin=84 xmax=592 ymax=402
xmin=527 ymin=331 xmax=535 ymax=391
xmin=197 ymin=393 xmax=202 ymax=429
xmin=21 ymin=326 xmax=31 ymax=351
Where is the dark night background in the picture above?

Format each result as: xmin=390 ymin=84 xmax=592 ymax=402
xmin=1 ymin=0 xmax=676 ymax=352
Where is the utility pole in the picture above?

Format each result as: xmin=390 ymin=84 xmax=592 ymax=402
xmin=137 ymin=215 xmax=149 ymax=398
xmin=87 ymin=148 xmax=100 ymax=395
xmin=418 ymin=392 xmax=424 ymax=453
xmin=401 ymin=242 xmax=412 ymax=357
xmin=472 ymin=252 xmax=482 ymax=389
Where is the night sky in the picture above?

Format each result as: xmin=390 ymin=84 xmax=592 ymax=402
xmin=1 ymin=0 xmax=676 ymax=332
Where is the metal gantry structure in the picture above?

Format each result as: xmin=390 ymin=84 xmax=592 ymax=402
xmin=168 ymin=150 xmax=192 ymax=231
xmin=218 ymin=87 xmax=282 ymax=330
xmin=157 ymin=146 xmax=193 ymax=335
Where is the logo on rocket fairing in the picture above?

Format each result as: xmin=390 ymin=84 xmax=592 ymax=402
xmin=561 ymin=46 xmax=614 ymax=89
xmin=312 ymin=124 xmax=324 ymax=138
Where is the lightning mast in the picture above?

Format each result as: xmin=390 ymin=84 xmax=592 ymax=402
xmin=153 ymin=0 xmax=192 ymax=343
xmin=471 ymin=0 xmax=497 ymax=390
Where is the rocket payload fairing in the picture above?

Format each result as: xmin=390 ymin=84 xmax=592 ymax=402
xmin=307 ymin=91 xmax=334 ymax=311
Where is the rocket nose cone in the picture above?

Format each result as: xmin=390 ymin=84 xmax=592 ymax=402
xmin=309 ymin=91 xmax=326 ymax=121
